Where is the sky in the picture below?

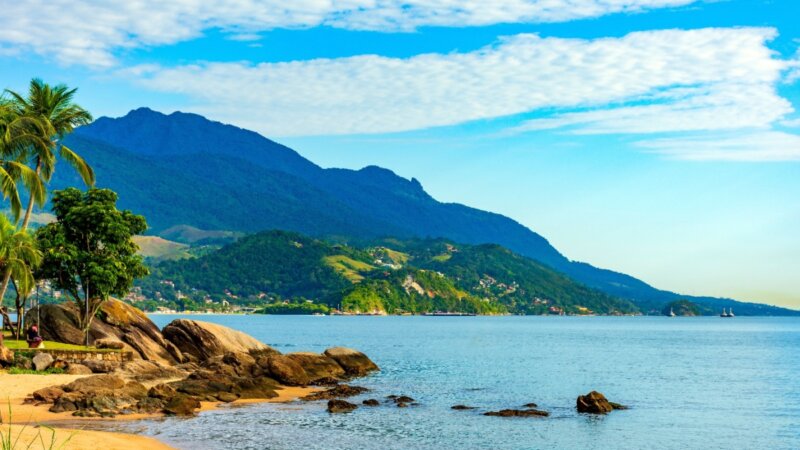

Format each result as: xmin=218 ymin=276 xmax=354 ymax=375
xmin=1 ymin=0 xmax=798 ymax=308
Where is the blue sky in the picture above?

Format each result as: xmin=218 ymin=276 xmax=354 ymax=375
xmin=1 ymin=0 xmax=799 ymax=307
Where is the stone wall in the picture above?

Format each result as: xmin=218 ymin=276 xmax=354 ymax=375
xmin=13 ymin=349 xmax=133 ymax=364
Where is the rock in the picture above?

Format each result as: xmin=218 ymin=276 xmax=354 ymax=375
xmin=51 ymin=360 xmax=69 ymax=371
xmin=451 ymin=405 xmax=476 ymax=410
xmin=82 ymin=359 xmax=120 ymax=373
xmin=396 ymin=402 xmax=409 ymax=408
xmin=32 ymin=386 xmax=65 ymax=403
xmin=261 ymin=355 xmax=310 ymax=386
xmin=523 ymin=402 xmax=538 ymax=408
xmin=0 ymin=345 xmax=13 ymax=367
xmin=32 ymin=352 xmax=54 ymax=371
xmin=576 ymin=391 xmax=619 ymax=414
xmin=28 ymin=299 xmax=181 ymax=364
xmin=95 ymin=339 xmax=125 ymax=350
xmin=169 ymin=369 xmax=279 ymax=401
xmin=302 ymin=384 xmax=369 ymax=401
xmin=362 ymin=399 xmax=380 ymax=406
xmin=162 ymin=319 xmax=277 ymax=362
xmin=286 ymin=352 xmax=345 ymax=382
xmin=216 ymin=392 xmax=239 ymax=403
xmin=115 ymin=360 xmax=188 ymax=382
xmin=62 ymin=375 xmax=126 ymax=394
xmin=609 ymin=401 xmax=628 ymax=410
xmin=484 ymin=409 xmax=550 ymax=417
xmin=310 ymin=377 xmax=340 ymax=386
xmin=66 ymin=364 xmax=93 ymax=375
xmin=12 ymin=353 xmax=33 ymax=370
xmin=148 ymin=383 xmax=177 ymax=400
xmin=323 ymin=347 xmax=379 ymax=376
xmin=163 ymin=394 xmax=201 ymax=416
xmin=135 ymin=397 xmax=165 ymax=413
xmin=394 ymin=396 xmax=414 ymax=404
xmin=327 ymin=399 xmax=357 ymax=413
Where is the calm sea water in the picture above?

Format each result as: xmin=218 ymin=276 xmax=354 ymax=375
xmin=109 ymin=315 xmax=798 ymax=449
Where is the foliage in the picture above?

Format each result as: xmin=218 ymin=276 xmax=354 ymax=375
xmin=6 ymin=366 xmax=65 ymax=375
xmin=258 ymin=301 xmax=330 ymax=315
xmin=0 ymin=215 xmax=41 ymax=338
xmin=35 ymin=188 xmax=148 ymax=341
xmin=662 ymin=299 xmax=707 ymax=316
xmin=139 ymin=230 xmax=633 ymax=315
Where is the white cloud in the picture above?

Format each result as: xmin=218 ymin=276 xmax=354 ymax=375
xmin=125 ymin=27 xmax=793 ymax=137
xmin=638 ymin=131 xmax=800 ymax=161
xmin=0 ymin=0 xmax=697 ymax=67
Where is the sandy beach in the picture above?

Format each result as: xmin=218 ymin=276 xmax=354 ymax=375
xmin=0 ymin=372 xmax=317 ymax=449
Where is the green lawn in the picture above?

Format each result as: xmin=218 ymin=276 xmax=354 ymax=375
xmin=1 ymin=331 xmax=114 ymax=352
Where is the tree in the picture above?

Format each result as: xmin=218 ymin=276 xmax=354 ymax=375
xmin=0 ymin=214 xmax=41 ymax=339
xmin=0 ymin=79 xmax=94 ymax=305
xmin=0 ymin=98 xmax=46 ymax=220
xmin=35 ymin=188 xmax=148 ymax=345
xmin=5 ymin=79 xmax=95 ymax=229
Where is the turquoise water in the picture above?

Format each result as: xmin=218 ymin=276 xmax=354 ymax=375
xmin=120 ymin=316 xmax=798 ymax=449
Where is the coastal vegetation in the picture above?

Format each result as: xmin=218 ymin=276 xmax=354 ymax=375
xmin=137 ymin=230 xmax=636 ymax=315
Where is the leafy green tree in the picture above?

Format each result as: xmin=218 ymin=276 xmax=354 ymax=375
xmin=0 ymin=214 xmax=41 ymax=338
xmin=35 ymin=188 xmax=148 ymax=344
xmin=0 ymin=98 xmax=46 ymax=219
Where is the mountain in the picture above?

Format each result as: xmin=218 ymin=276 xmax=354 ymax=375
xmin=50 ymin=108 xmax=797 ymax=315
xmin=136 ymin=230 xmax=638 ymax=315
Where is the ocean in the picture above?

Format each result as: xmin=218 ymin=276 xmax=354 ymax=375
xmin=114 ymin=315 xmax=798 ymax=449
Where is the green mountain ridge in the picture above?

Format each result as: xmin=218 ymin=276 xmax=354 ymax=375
xmin=136 ymin=230 xmax=637 ymax=315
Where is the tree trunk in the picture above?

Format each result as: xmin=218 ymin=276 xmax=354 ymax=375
xmin=20 ymin=158 xmax=42 ymax=231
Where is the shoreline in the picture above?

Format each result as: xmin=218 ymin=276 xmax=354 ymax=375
xmin=0 ymin=373 xmax=318 ymax=450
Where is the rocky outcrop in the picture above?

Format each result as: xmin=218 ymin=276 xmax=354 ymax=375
xmin=302 ymin=384 xmax=368 ymax=401
xmin=162 ymin=319 xmax=277 ymax=362
xmin=113 ymin=359 xmax=188 ymax=382
xmin=28 ymin=299 xmax=183 ymax=365
xmin=484 ymin=409 xmax=549 ymax=417
xmin=323 ymin=347 xmax=379 ymax=376
xmin=261 ymin=354 xmax=310 ymax=386
xmin=286 ymin=352 xmax=345 ymax=382
xmin=49 ymin=375 xmax=150 ymax=417
xmin=327 ymin=399 xmax=357 ymax=413
xmin=66 ymin=364 xmax=93 ymax=375
xmin=576 ymin=391 xmax=625 ymax=414
xmin=451 ymin=405 xmax=476 ymax=410
xmin=362 ymin=399 xmax=380 ymax=406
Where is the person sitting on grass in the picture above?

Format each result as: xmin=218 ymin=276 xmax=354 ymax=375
xmin=26 ymin=325 xmax=44 ymax=349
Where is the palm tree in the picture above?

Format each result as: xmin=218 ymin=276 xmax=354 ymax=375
xmin=5 ymin=78 xmax=95 ymax=229
xmin=0 ymin=214 xmax=41 ymax=339
xmin=0 ymin=98 xmax=47 ymax=220
xmin=0 ymin=79 xmax=93 ymax=304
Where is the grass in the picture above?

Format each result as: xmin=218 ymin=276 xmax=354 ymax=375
xmin=323 ymin=255 xmax=376 ymax=283
xmin=132 ymin=235 xmax=192 ymax=261
xmin=431 ymin=253 xmax=452 ymax=262
xmin=1 ymin=403 xmax=76 ymax=450
xmin=6 ymin=367 xmax=65 ymax=375
xmin=1 ymin=332 xmax=117 ymax=352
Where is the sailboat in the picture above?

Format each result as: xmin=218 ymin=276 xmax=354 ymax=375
xmin=728 ymin=308 xmax=734 ymax=317
xmin=720 ymin=308 xmax=731 ymax=318
xmin=669 ymin=307 xmax=676 ymax=317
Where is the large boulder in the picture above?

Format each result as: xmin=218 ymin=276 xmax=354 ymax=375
xmin=286 ymin=352 xmax=345 ymax=382
xmin=323 ymin=347 xmax=379 ymax=376
xmin=32 ymin=352 xmax=54 ymax=371
xmin=28 ymin=299 xmax=183 ymax=365
xmin=51 ymin=375 xmax=149 ymax=416
xmin=163 ymin=319 xmax=277 ymax=362
xmin=262 ymin=355 xmax=310 ymax=386
xmin=576 ymin=391 xmax=625 ymax=414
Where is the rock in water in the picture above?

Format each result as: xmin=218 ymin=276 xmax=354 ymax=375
xmin=32 ymin=352 xmax=55 ymax=371
xmin=327 ymin=399 xmax=358 ymax=413
xmin=484 ymin=409 xmax=550 ymax=417
xmin=163 ymin=394 xmax=201 ymax=416
xmin=362 ymin=399 xmax=380 ymax=406
xmin=262 ymin=354 xmax=310 ymax=386
xmin=323 ymin=347 xmax=379 ymax=376
xmin=162 ymin=319 xmax=277 ymax=362
xmin=28 ymin=299 xmax=182 ymax=364
xmin=576 ymin=391 xmax=623 ymax=414
xmin=302 ymin=384 xmax=369 ymax=401
xmin=451 ymin=405 xmax=476 ymax=410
